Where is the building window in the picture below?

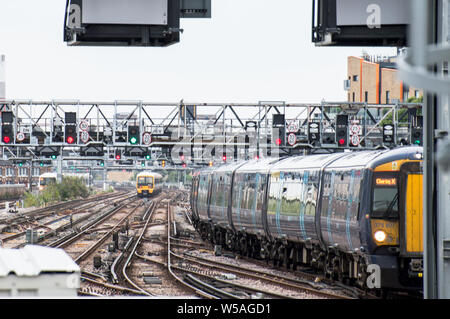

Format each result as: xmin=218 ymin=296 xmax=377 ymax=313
xmin=5 ymin=168 xmax=14 ymax=177
xmin=415 ymin=90 xmax=420 ymax=98
xmin=386 ymin=91 xmax=390 ymax=104
xmin=403 ymin=91 xmax=409 ymax=101
xmin=19 ymin=168 xmax=28 ymax=177
xmin=352 ymin=75 xmax=359 ymax=82
xmin=365 ymin=91 xmax=368 ymax=103
xmin=33 ymin=168 xmax=40 ymax=176
xmin=352 ymin=92 xmax=355 ymax=102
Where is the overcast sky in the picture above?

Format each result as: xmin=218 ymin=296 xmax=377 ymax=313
xmin=0 ymin=1 xmax=397 ymax=104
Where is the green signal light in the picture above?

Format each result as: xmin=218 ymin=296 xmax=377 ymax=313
xmin=129 ymin=137 xmax=138 ymax=144
xmin=18 ymin=162 xmax=23 ymax=167
xmin=145 ymin=155 xmax=151 ymax=160
xmin=141 ymin=162 xmax=145 ymax=167
xmin=414 ymin=140 xmax=421 ymax=145
xmin=40 ymin=162 xmax=44 ymax=167
xmin=51 ymin=155 xmax=57 ymax=160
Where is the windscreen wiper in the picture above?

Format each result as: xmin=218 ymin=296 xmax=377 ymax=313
xmin=383 ymin=193 xmax=399 ymax=218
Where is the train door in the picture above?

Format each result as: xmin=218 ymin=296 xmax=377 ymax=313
xmin=398 ymin=161 xmax=423 ymax=279
xmin=399 ymin=161 xmax=423 ymax=256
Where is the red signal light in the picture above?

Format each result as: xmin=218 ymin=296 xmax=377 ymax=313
xmin=338 ymin=138 xmax=345 ymax=145
xmin=115 ymin=154 xmax=121 ymax=160
xmin=66 ymin=136 xmax=75 ymax=144
xmin=275 ymin=138 xmax=282 ymax=146
xmin=3 ymin=136 xmax=10 ymax=144
xmin=222 ymin=155 xmax=227 ymax=162
xmin=182 ymin=163 xmax=187 ymax=168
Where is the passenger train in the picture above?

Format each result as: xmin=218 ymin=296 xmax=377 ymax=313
xmin=190 ymin=147 xmax=423 ymax=293
xmin=136 ymin=171 xmax=163 ymax=197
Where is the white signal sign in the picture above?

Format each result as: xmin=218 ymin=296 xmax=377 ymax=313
xmin=79 ymin=120 xmax=89 ymax=132
xmin=80 ymin=131 xmax=90 ymax=143
xmin=287 ymin=133 xmax=297 ymax=146
xmin=351 ymin=134 xmax=360 ymax=146
xmin=287 ymin=120 xmax=299 ymax=133
xmin=142 ymin=132 xmax=152 ymax=145
xmin=351 ymin=124 xmax=362 ymax=135
xmin=16 ymin=132 xmax=25 ymax=142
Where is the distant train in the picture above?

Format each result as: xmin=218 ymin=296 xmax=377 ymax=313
xmin=190 ymin=147 xmax=423 ymax=294
xmin=38 ymin=172 xmax=57 ymax=191
xmin=38 ymin=172 xmax=90 ymax=191
xmin=136 ymin=171 xmax=163 ymax=197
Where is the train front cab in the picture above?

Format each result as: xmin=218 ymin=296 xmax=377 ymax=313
xmin=368 ymin=155 xmax=423 ymax=291
xmin=137 ymin=175 xmax=156 ymax=197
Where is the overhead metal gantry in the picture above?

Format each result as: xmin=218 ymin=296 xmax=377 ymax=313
xmin=0 ymin=99 xmax=422 ymax=169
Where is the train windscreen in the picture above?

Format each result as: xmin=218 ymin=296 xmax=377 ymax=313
xmin=372 ymin=173 xmax=398 ymax=218
xmin=138 ymin=176 xmax=154 ymax=188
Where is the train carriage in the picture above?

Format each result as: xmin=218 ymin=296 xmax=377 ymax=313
xmin=191 ymin=146 xmax=424 ymax=293
xmin=136 ymin=171 xmax=163 ymax=197
xmin=38 ymin=172 xmax=57 ymax=191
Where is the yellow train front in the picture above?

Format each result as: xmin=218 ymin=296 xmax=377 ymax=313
xmin=136 ymin=172 xmax=163 ymax=197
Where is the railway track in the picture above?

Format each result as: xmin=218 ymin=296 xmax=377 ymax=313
xmin=0 ymin=192 xmax=132 ymax=248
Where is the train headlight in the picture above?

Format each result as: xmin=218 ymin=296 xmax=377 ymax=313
xmin=374 ymin=230 xmax=387 ymax=243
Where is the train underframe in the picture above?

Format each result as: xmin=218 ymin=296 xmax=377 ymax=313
xmin=194 ymin=218 xmax=423 ymax=295
xmin=194 ymin=219 xmax=371 ymax=289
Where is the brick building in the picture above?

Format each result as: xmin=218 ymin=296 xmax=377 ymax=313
xmin=345 ymin=55 xmax=423 ymax=104
xmin=0 ymin=160 xmax=51 ymax=186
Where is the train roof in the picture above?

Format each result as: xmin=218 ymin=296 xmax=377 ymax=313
xmin=326 ymin=146 xmax=423 ymax=170
xmin=269 ymin=153 xmax=346 ymax=171
xmin=234 ymin=157 xmax=282 ymax=173
xmin=136 ymin=171 xmax=163 ymax=179
xmin=39 ymin=172 xmax=57 ymax=178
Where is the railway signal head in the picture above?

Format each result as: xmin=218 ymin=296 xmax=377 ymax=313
xmin=65 ymin=125 xmax=77 ymax=144
xmin=335 ymin=114 xmax=349 ymax=148
xmin=128 ymin=125 xmax=139 ymax=145
xmin=2 ymin=124 xmax=13 ymax=144
xmin=411 ymin=128 xmax=423 ymax=146
xmin=115 ymin=149 xmax=121 ymax=160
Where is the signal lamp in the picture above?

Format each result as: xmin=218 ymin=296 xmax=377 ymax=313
xmin=115 ymin=154 xmax=121 ymax=160
xmin=129 ymin=136 xmax=138 ymax=145
xmin=182 ymin=163 xmax=187 ymax=168
xmin=66 ymin=136 xmax=75 ymax=144
xmin=209 ymin=161 xmax=213 ymax=167
xmin=222 ymin=154 xmax=227 ymax=162
xmin=275 ymin=138 xmax=282 ymax=146
xmin=338 ymin=138 xmax=346 ymax=146
xmin=18 ymin=162 xmax=23 ymax=167
xmin=40 ymin=162 xmax=44 ymax=167
xmin=145 ymin=154 xmax=151 ymax=160
xmin=3 ymin=136 xmax=10 ymax=144
xmin=162 ymin=160 xmax=166 ymax=167
xmin=51 ymin=155 xmax=57 ymax=160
